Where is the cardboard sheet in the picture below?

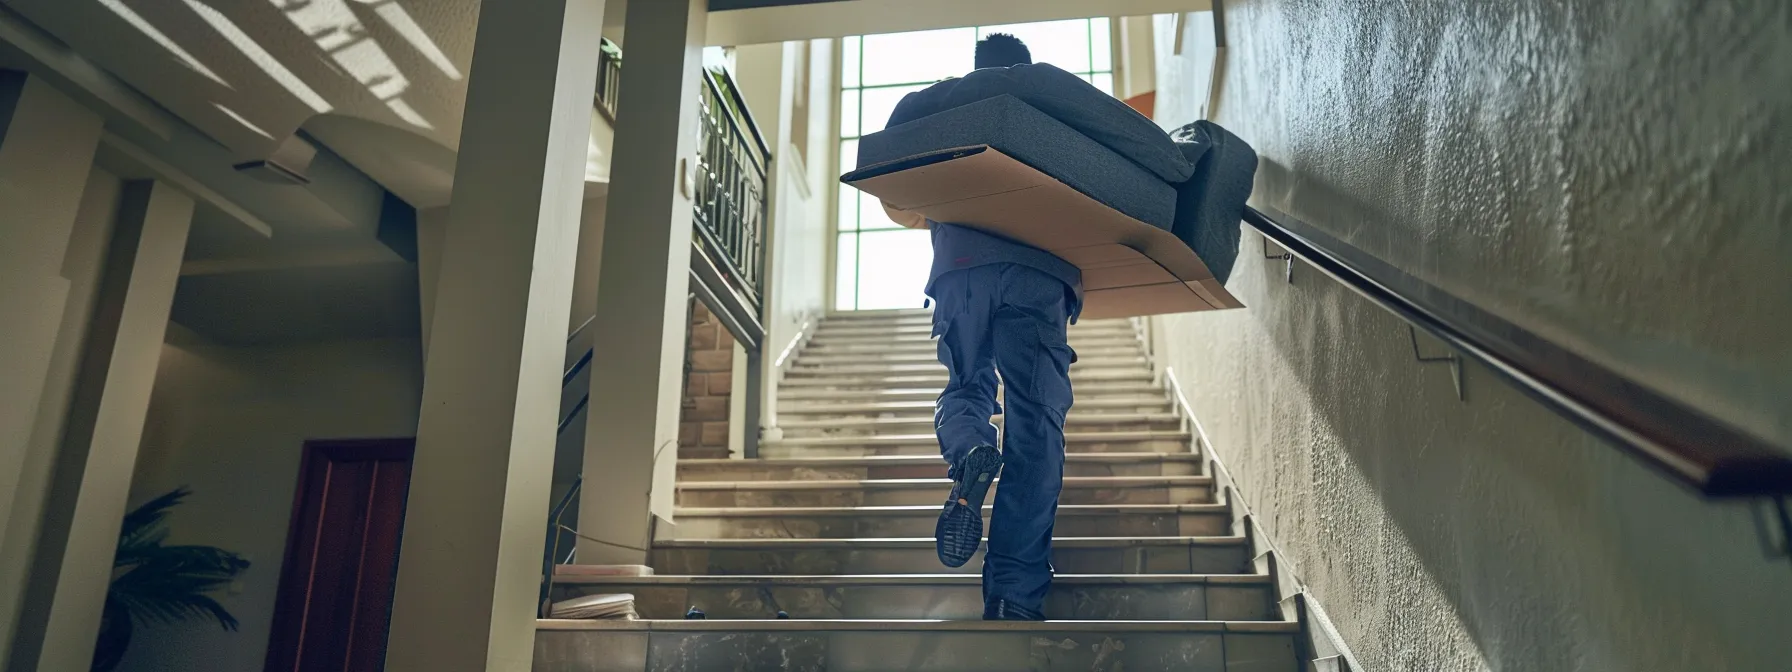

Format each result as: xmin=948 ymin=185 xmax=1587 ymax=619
xmin=844 ymin=146 xmax=1245 ymax=319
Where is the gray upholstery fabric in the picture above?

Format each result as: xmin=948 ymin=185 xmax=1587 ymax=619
xmin=858 ymin=95 xmax=1176 ymax=230
xmin=883 ymin=64 xmax=1194 ymax=184
xmin=1168 ymin=121 xmax=1257 ymax=284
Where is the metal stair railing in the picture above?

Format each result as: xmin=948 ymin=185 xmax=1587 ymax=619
xmin=1241 ymin=204 xmax=1792 ymax=499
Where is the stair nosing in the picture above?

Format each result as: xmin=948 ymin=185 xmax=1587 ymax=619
xmin=764 ymin=431 xmax=1190 ymax=447
xmin=673 ymin=503 xmax=1231 ymax=517
xmin=653 ymin=535 xmax=1247 ymax=549
xmin=774 ymin=413 xmax=1180 ymax=428
xmin=536 ymin=618 xmax=1299 ymax=634
xmin=678 ymin=453 xmax=1203 ymax=467
xmin=676 ymin=475 xmax=1215 ymax=491
xmin=549 ymin=573 xmax=1272 ymax=586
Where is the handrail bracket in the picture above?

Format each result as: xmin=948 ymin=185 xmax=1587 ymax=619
xmin=1407 ymin=325 xmax=1464 ymax=402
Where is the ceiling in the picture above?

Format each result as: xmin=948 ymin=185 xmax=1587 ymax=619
xmin=4 ymin=0 xmax=475 ymax=162
xmin=2 ymin=0 xmax=1187 ymax=345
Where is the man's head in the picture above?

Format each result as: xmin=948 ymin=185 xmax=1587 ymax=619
xmin=975 ymin=33 xmax=1032 ymax=69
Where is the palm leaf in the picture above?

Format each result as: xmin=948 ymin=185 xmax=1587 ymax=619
xmin=105 ymin=488 xmax=249 ymax=633
xmin=118 ymin=488 xmax=186 ymax=546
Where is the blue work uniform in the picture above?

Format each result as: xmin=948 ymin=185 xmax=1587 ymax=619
xmin=925 ymin=227 xmax=1079 ymax=613
xmin=899 ymin=125 xmax=1085 ymax=616
xmin=879 ymin=62 xmax=1193 ymax=615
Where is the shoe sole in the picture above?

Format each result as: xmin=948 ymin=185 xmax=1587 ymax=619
xmin=935 ymin=448 xmax=1003 ymax=568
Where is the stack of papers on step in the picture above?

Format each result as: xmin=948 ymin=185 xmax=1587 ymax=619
xmin=549 ymin=593 xmax=638 ymax=620
xmin=554 ymin=564 xmax=655 ymax=577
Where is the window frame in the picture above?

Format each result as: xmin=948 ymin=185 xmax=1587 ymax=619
xmin=831 ymin=19 xmax=1117 ymax=312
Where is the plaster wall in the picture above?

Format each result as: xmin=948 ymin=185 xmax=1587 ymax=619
xmin=733 ymin=39 xmax=835 ymax=431
xmin=1148 ymin=1 xmax=1792 ymax=669
xmin=118 ymin=338 xmax=423 ymax=672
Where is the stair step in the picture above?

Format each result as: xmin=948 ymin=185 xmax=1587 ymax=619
xmin=664 ymin=503 xmax=1231 ymax=540
xmin=784 ymin=361 xmax=1148 ymax=378
xmin=778 ymin=396 xmax=1170 ymax=416
xmin=777 ymin=381 xmax=1163 ymax=401
xmin=780 ymin=369 xmax=1153 ymax=388
xmin=816 ymin=324 xmax=1136 ymax=337
xmin=536 ymin=618 xmax=1298 ymax=671
xmin=677 ymin=475 xmax=1214 ymax=507
xmin=776 ymin=412 xmax=1179 ymax=431
xmin=549 ymin=573 xmax=1275 ymax=621
xmin=808 ymin=335 xmax=1139 ymax=348
xmin=822 ymin=308 xmax=935 ymax=319
xmin=761 ymin=431 xmax=1190 ymax=458
xmin=803 ymin=341 xmax=1141 ymax=355
xmin=650 ymin=536 xmax=1251 ymax=576
xmin=817 ymin=313 xmax=1133 ymax=326
xmin=677 ymin=453 xmax=1206 ymax=481
xmin=796 ymin=348 xmax=1143 ymax=363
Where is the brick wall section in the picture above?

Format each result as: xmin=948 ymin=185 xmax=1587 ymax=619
xmin=679 ymin=302 xmax=734 ymax=459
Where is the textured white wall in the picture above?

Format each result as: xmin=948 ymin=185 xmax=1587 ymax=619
xmin=119 ymin=338 xmax=423 ymax=672
xmin=1151 ymin=1 xmax=1792 ymax=669
xmin=744 ymin=39 xmax=836 ymax=432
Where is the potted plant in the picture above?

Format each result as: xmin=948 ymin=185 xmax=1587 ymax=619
xmin=92 ymin=487 xmax=250 ymax=672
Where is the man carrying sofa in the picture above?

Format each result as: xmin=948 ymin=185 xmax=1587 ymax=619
xmin=881 ymin=34 xmax=1197 ymax=622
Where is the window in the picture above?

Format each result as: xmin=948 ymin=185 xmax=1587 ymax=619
xmin=834 ymin=19 xmax=1115 ymax=311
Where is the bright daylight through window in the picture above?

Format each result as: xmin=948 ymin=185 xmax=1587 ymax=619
xmin=834 ymin=18 xmax=1115 ymax=311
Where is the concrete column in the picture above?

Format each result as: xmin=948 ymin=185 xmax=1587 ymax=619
xmin=16 ymin=180 xmax=193 ymax=672
xmin=414 ymin=205 xmax=448 ymax=359
xmin=579 ymin=0 xmax=707 ymax=564
xmin=0 ymin=70 xmax=104 ymax=559
xmin=0 ymin=170 xmax=119 ymax=668
xmin=382 ymin=0 xmax=603 ymax=669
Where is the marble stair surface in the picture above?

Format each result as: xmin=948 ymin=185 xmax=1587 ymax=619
xmin=538 ymin=311 xmax=1303 ymax=672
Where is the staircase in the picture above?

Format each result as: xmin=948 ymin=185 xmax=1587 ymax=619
xmin=537 ymin=310 xmax=1303 ymax=671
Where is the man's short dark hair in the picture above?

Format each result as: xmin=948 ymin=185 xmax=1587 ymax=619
xmin=975 ymin=33 xmax=1032 ymax=69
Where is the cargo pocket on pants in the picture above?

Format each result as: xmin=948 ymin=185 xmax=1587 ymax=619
xmin=1031 ymin=323 xmax=1076 ymax=418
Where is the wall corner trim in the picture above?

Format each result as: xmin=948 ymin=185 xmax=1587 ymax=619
xmin=1163 ymin=365 xmax=1369 ymax=671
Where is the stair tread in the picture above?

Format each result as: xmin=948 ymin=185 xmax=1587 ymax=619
xmin=782 ymin=371 xmax=1152 ymax=382
xmin=766 ymin=431 xmax=1189 ymax=446
xmin=776 ymin=413 xmax=1177 ymax=428
xmin=777 ymin=404 xmax=1168 ymax=415
xmin=677 ymin=455 xmax=1197 ymax=469
xmin=778 ymin=383 xmax=1161 ymax=398
xmin=655 ymin=536 xmax=1245 ymax=549
xmin=677 ymin=475 xmax=1213 ymax=490
xmin=675 ymin=503 xmax=1229 ymax=516
xmin=538 ymin=618 xmax=1298 ymax=634
xmin=550 ymin=573 xmax=1269 ymax=586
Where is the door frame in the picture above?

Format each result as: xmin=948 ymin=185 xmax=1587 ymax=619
xmin=264 ymin=438 xmax=415 ymax=672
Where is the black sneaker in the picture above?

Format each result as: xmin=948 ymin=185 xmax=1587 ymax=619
xmin=935 ymin=445 xmax=1002 ymax=568
xmin=984 ymin=599 xmax=1045 ymax=621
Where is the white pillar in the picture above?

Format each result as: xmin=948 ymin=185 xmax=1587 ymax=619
xmin=414 ymin=205 xmax=448 ymax=359
xmin=0 ymin=70 xmax=103 ymax=559
xmin=382 ymin=0 xmax=604 ymax=669
xmin=578 ymin=0 xmax=708 ymax=565
xmin=0 ymin=170 xmax=119 ymax=667
xmin=26 ymin=180 xmax=193 ymax=672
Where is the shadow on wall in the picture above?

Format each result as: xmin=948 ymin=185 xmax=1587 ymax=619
xmin=120 ymin=337 xmax=423 ymax=672
xmin=1156 ymin=0 xmax=1792 ymax=664
xmin=1162 ymin=181 xmax=1792 ymax=671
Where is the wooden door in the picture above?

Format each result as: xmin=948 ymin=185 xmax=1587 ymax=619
xmin=264 ymin=439 xmax=415 ymax=672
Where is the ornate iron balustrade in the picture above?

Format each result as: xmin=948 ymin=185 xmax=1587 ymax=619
xmin=594 ymin=38 xmax=621 ymax=122
xmin=693 ymin=67 xmax=770 ymax=311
